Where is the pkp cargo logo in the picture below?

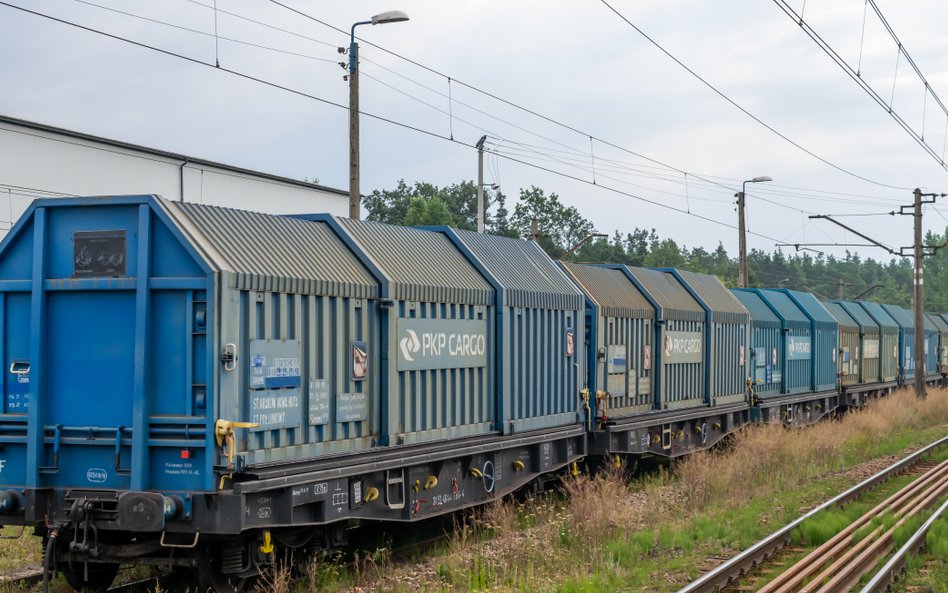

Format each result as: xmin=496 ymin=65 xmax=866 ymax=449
xmin=396 ymin=319 xmax=488 ymax=371
xmin=86 ymin=467 xmax=108 ymax=484
xmin=399 ymin=329 xmax=421 ymax=362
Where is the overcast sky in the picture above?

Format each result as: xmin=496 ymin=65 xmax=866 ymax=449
xmin=3 ymin=0 xmax=948 ymax=267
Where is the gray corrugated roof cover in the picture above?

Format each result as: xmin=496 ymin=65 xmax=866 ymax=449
xmin=674 ymin=269 xmax=748 ymax=324
xmin=786 ymin=290 xmax=837 ymax=329
xmin=447 ymin=228 xmax=584 ymax=310
xmin=561 ymin=263 xmax=654 ymax=319
xmin=927 ymin=313 xmax=948 ymax=333
xmin=626 ymin=267 xmax=704 ymax=322
xmin=732 ymin=290 xmax=780 ymax=327
xmin=837 ymin=300 xmax=878 ymax=332
xmin=758 ymin=289 xmax=811 ymax=327
xmin=338 ymin=218 xmax=492 ymax=305
xmin=165 ymin=200 xmax=379 ymax=299
xmin=882 ymin=304 xmax=914 ymax=328
xmin=860 ymin=301 xmax=900 ymax=331
xmin=822 ymin=300 xmax=859 ymax=330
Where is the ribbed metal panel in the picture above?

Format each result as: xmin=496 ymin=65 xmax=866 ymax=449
xmin=660 ymin=318 xmax=705 ymax=409
xmin=711 ymin=321 xmax=747 ymax=401
xmin=392 ymin=301 xmax=494 ymax=443
xmin=882 ymin=304 xmax=917 ymax=378
xmin=238 ymin=291 xmax=379 ymax=464
xmin=922 ymin=313 xmax=939 ymax=373
xmin=560 ymin=263 xmax=654 ymax=319
xmin=675 ymin=270 xmax=749 ymax=325
xmin=838 ymin=300 xmax=881 ymax=385
xmin=670 ymin=270 xmax=747 ymax=403
xmin=338 ymin=218 xmax=492 ymax=305
xmin=507 ymin=307 xmax=582 ymax=430
xmin=448 ymin=229 xmax=585 ymax=310
xmin=754 ymin=289 xmax=814 ymax=394
xmin=823 ymin=301 xmax=859 ymax=386
xmin=732 ymin=290 xmax=781 ymax=397
xmin=785 ymin=290 xmax=838 ymax=392
xmin=928 ymin=314 xmax=948 ymax=371
xmin=627 ymin=267 xmax=704 ymax=322
xmin=859 ymin=301 xmax=899 ymax=382
xmin=167 ymin=201 xmax=379 ymax=299
xmin=596 ymin=314 xmax=654 ymax=417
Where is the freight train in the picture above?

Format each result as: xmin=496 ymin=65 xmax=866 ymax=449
xmin=0 ymin=196 xmax=944 ymax=592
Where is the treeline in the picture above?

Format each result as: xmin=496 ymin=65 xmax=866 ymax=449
xmin=363 ymin=180 xmax=948 ymax=310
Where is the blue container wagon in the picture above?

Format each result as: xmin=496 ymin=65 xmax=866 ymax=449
xmin=858 ymin=301 xmax=900 ymax=389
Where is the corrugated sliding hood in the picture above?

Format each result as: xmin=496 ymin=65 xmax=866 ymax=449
xmin=673 ymin=269 xmax=748 ymax=325
xmin=337 ymin=218 xmax=493 ymax=305
xmin=561 ymin=262 xmax=654 ymax=319
xmin=626 ymin=267 xmax=704 ymax=322
xmin=162 ymin=200 xmax=379 ymax=299
xmin=442 ymin=228 xmax=585 ymax=310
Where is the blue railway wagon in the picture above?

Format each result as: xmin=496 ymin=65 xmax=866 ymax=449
xmin=172 ymin=203 xmax=386 ymax=468
xmin=666 ymin=269 xmax=748 ymax=406
xmin=750 ymin=289 xmax=815 ymax=395
xmin=822 ymin=301 xmax=860 ymax=387
xmin=435 ymin=228 xmax=586 ymax=434
xmin=836 ymin=300 xmax=881 ymax=387
xmin=883 ymin=304 xmax=917 ymax=383
xmin=925 ymin=314 xmax=948 ymax=373
xmin=923 ymin=313 xmax=940 ymax=378
xmin=560 ymin=262 xmax=655 ymax=419
xmin=782 ymin=290 xmax=839 ymax=393
xmin=859 ymin=301 xmax=900 ymax=385
xmin=730 ymin=290 xmax=782 ymax=399
xmin=623 ymin=267 xmax=706 ymax=410
xmin=1 ymin=197 xmax=590 ymax=591
xmin=330 ymin=217 xmax=497 ymax=445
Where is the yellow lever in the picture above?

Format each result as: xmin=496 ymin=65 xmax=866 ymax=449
xmin=215 ymin=419 xmax=259 ymax=447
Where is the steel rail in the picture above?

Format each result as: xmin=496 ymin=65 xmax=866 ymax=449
xmin=859 ymin=496 xmax=948 ymax=593
xmin=675 ymin=434 xmax=948 ymax=593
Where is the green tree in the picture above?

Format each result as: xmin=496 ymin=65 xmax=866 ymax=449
xmin=509 ymin=186 xmax=594 ymax=257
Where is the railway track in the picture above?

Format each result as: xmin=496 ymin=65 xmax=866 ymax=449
xmin=678 ymin=434 xmax=948 ymax=593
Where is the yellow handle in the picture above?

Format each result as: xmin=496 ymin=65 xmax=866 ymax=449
xmin=215 ymin=419 xmax=259 ymax=446
xmin=424 ymin=475 xmax=438 ymax=490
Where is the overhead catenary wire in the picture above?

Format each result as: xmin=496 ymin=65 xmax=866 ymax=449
xmin=771 ymin=0 xmax=948 ymax=174
xmin=0 ymin=1 xmax=812 ymax=248
xmin=263 ymin=0 xmax=910 ymax=194
xmin=598 ymin=0 xmax=909 ymax=191
xmin=69 ymin=0 xmax=916 ymax=212
xmin=3 ymin=1 xmax=922 ymax=254
xmin=71 ymin=0 xmax=339 ymax=63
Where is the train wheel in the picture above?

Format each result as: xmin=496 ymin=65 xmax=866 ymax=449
xmin=194 ymin=543 xmax=255 ymax=593
xmin=60 ymin=562 xmax=119 ymax=592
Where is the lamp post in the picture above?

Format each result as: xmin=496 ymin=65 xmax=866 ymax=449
xmin=347 ymin=10 xmax=409 ymax=220
xmin=736 ymin=176 xmax=772 ymax=288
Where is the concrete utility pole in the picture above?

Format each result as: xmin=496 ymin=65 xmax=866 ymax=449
xmin=529 ymin=218 xmax=539 ymax=242
xmin=348 ymin=43 xmax=361 ymax=219
xmin=912 ymin=188 xmax=926 ymax=399
xmin=346 ymin=11 xmax=409 ymax=220
xmin=476 ymin=135 xmax=486 ymax=233
xmin=811 ymin=188 xmax=945 ymax=399
xmin=736 ymin=176 xmax=772 ymax=288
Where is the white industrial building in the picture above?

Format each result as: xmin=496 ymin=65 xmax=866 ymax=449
xmin=0 ymin=115 xmax=348 ymax=239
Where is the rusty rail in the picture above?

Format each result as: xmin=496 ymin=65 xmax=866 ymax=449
xmin=676 ymin=434 xmax=948 ymax=593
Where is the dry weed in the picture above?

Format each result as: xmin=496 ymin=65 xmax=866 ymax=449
xmin=256 ymin=560 xmax=293 ymax=593
xmin=673 ymin=389 xmax=948 ymax=513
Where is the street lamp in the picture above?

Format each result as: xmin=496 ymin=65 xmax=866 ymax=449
xmin=736 ymin=176 xmax=772 ymax=288
xmin=347 ymin=10 xmax=409 ymax=220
